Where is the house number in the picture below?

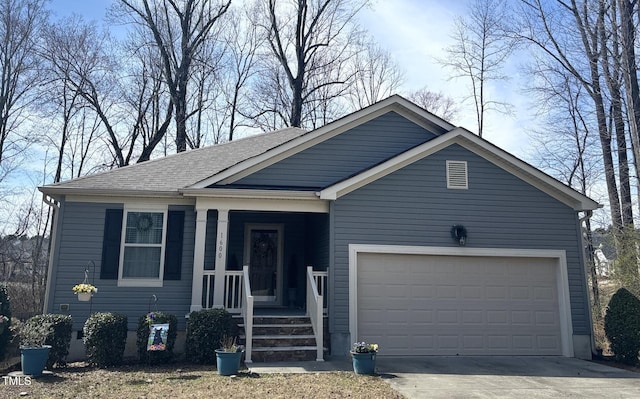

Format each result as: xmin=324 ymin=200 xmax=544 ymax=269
xmin=217 ymin=233 xmax=225 ymax=259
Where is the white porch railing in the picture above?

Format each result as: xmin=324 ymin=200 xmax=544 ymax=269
xmin=242 ymin=265 xmax=254 ymax=363
xmin=224 ymin=271 xmax=243 ymax=313
xmin=306 ymin=266 xmax=324 ymax=361
xmin=202 ymin=270 xmax=215 ymax=309
xmin=312 ymin=269 xmax=328 ymax=313
xmin=202 ymin=270 xmax=244 ymax=312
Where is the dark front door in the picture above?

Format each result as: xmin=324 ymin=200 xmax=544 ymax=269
xmin=245 ymin=224 xmax=283 ymax=304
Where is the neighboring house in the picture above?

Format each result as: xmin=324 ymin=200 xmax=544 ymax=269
xmin=39 ymin=95 xmax=600 ymax=362
xmin=594 ymin=247 xmax=611 ymax=276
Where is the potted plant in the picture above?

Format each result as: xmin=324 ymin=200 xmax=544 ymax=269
xmin=215 ymin=335 xmax=244 ymax=376
xmin=350 ymin=341 xmax=378 ymax=375
xmin=14 ymin=320 xmax=53 ymax=377
xmin=72 ymin=283 xmax=97 ymax=301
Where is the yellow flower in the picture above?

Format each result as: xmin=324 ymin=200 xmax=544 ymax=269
xmin=72 ymin=283 xmax=98 ymax=294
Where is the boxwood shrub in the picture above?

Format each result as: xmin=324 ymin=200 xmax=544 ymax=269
xmin=185 ymin=308 xmax=237 ymax=364
xmin=23 ymin=314 xmax=73 ymax=368
xmin=83 ymin=312 xmax=128 ymax=368
xmin=136 ymin=312 xmax=178 ymax=364
xmin=604 ymin=287 xmax=640 ymax=365
xmin=0 ymin=285 xmax=11 ymax=361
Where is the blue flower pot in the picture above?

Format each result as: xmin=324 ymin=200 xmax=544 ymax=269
xmin=21 ymin=345 xmax=51 ymax=377
xmin=351 ymin=352 xmax=376 ymax=375
xmin=215 ymin=350 xmax=243 ymax=376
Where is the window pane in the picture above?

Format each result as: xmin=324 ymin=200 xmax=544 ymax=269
xmin=125 ymin=212 xmax=163 ymax=244
xmin=123 ymin=247 xmax=161 ymax=278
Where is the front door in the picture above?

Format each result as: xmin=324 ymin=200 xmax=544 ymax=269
xmin=244 ymin=224 xmax=283 ymax=304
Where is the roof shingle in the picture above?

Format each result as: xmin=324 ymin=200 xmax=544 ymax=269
xmin=41 ymin=127 xmax=307 ymax=193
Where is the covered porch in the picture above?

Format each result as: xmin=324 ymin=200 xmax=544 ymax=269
xmin=184 ymin=192 xmax=330 ymax=362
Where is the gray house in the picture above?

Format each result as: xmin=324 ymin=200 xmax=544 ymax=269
xmin=39 ymin=95 xmax=599 ymax=362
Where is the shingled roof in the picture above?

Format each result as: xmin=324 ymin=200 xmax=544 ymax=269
xmin=39 ymin=127 xmax=307 ymax=196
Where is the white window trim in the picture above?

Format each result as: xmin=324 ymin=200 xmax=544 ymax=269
xmin=117 ymin=204 xmax=168 ymax=287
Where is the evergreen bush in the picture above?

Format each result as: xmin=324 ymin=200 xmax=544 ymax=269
xmin=136 ymin=311 xmax=178 ymax=364
xmin=83 ymin=312 xmax=128 ymax=368
xmin=0 ymin=285 xmax=11 ymax=361
xmin=604 ymin=287 xmax=640 ymax=365
xmin=23 ymin=314 xmax=73 ymax=368
xmin=185 ymin=308 xmax=237 ymax=364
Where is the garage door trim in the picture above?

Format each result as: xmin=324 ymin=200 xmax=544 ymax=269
xmin=348 ymin=244 xmax=574 ymax=357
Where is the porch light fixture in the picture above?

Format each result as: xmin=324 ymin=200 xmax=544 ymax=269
xmin=451 ymin=225 xmax=467 ymax=246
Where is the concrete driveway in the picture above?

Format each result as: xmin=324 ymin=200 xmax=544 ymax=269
xmin=375 ymin=356 xmax=640 ymax=398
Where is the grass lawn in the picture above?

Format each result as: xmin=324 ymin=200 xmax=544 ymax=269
xmin=2 ymin=362 xmax=405 ymax=399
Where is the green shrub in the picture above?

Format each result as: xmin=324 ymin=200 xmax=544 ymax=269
xmin=23 ymin=314 xmax=73 ymax=368
xmin=604 ymin=287 xmax=640 ymax=365
xmin=136 ymin=312 xmax=178 ymax=364
xmin=0 ymin=285 xmax=11 ymax=360
xmin=83 ymin=312 xmax=128 ymax=368
xmin=185 ymin=308 xmax=237 ymax=364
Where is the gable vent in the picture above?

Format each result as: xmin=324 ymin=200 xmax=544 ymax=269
xmin=446 ymin=160 xmax=468 ymax=189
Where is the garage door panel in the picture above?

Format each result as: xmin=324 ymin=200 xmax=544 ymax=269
xmin=357 ymin=253 xmax=562 ymax=356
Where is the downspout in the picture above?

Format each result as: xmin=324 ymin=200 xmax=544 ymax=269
xmin=578 ymin=209 xmax=597 ymax=358
xmin=42 ymin=194 xmax=60 ymax=314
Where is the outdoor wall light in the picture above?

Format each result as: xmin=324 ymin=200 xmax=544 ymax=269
xmin=451 ymin=225 xmax=467 ymax=246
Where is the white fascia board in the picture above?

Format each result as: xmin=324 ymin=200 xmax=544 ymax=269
xmin=39 ymin=187 xmax=184 ymax=199
xmin=180 ymin=188 xmax=319 ymax=200
xmin=456 ymin=134 xmax=601 ymax=211
xmin=189 ymin=95 xmax=454 ymax=189
xmin=321 ymin=129 xmax=600 ymax=211
xmin=193 ymin=195 xmax=329 ymax=213
xmin=65 ymin=194 xmax=194 ymax=206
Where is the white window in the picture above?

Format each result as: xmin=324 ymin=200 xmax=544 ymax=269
xmin=446 ymin=160 xmax=468 ymax=189
xmin=118 ymin=206 xmax=167 ymax=287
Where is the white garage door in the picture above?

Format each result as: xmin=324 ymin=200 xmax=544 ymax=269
xmin=357 ymin=253 xmax=563 ymax=356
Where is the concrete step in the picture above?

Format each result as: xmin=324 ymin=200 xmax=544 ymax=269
xmin=251 ymin=316 xmax=312 ymax=325
xmin=249 ymin=335 xmax=317 ymax=348
xmin=249 ymin=346 xmax=324 ymax=362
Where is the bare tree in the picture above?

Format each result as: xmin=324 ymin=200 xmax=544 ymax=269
xmin=515 ymin=0 xmax=625 ymax=237
xmin=220 ymin=5 xmax=264 ymax=141
xmin=348 ymin=38 xmax=404 ymax=110
xmin=122 ymin=25 xmax=176 ymax=163
xmin=615 ymin=0 xmax=640 ymax=213
xmin=406 ymin=87 xmax=459 ymax=121
xmin=253 ymin=0 xmax=368 ymax=129
xmin=116 ymin=0 xmax=231 ymax=153
xmin=440 ymin=0 xmax=515 ymax=137
xmin=41 ymin=16 xmax=129 ymax=167
xmin=0 ymin=0 xmax=47 ymax=187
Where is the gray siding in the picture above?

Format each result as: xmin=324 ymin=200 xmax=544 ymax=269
xmin=49 ymin=201 xmax=195 ymax=331
xmin=330 ymin=144 xmax=590 ymax=336
xmin=232 ymin=111 xmax=438 ymax=189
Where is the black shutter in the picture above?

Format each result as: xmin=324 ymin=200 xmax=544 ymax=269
xmin=163 ymin=210 xmax=185 ymax=280
xmin=100 ymin=209 xmax=123 ymax=280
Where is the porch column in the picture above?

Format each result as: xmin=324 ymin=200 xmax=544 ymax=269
xmin=212 ymin=209 xmax=229 ymax=307
xmin=190 ymin=208 xmax=208 ymax=312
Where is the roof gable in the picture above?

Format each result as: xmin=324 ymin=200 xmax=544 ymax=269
xmin=225 ymin=111 xmax=440 ymax=190
xmin=319 ymin=128 xmax=600 ymax=211
xmin=189 ymin=95 xmax=454 ymax=189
